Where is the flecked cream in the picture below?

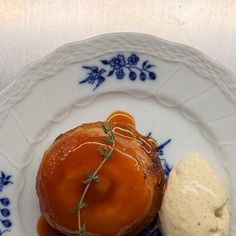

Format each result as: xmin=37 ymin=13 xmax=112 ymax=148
xmin=160 ymin=153 xmax=230 ymax=236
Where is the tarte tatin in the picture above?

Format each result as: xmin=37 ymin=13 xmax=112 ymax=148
xmin=36 ymin=111 xmax=164 ymax=236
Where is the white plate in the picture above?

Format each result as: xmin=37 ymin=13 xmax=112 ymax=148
xmin=0 ymin=33 xmax=235 ymax=236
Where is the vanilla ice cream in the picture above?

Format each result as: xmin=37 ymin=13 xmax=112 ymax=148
xmin=160 ymin=153 xmax=230 ymax=236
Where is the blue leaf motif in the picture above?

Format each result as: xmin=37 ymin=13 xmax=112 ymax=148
xmin=146 ymin=64 xmax=154 ymax=69
xmin=0 ymin=172 xmax=5 ymax=181
xmin=129 ymin=71 xmax=137 ymax=81
xmin=82 ymin=66 xmax=94 ymax=70
xmin=142 ymin=60 xmax=149 ymax=68
xmin=101 ymin=60 xmax=110 ymax=65
xmin=0 ymin=199 xmax=9 ymax=207
xmin=0 ymin=209 xmax=10 ymax=218
xmin=156 ymin=139 xmax=171 ymax=156
xmin=149 ymin=72 xmax=156 ymax=80
xmin=107 ymin=69 xmax=114 ymax=77
xmin=140 ymin=72 xmax=146 ymax=81
xmin=1 ymin=220 xmax=11 ymax=229
xmin=0 ymin=173 xmax=12 ymax=194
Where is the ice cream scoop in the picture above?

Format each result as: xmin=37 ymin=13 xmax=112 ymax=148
xmin=160 ymin=153 xmax=230 ymax=236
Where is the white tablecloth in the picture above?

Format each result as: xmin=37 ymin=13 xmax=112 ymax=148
xmin=0 ymin=0 xmax=236 ymax=91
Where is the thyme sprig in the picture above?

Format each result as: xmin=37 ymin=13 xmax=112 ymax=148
xmin=73 ymin=123 xmax=116 ymax=235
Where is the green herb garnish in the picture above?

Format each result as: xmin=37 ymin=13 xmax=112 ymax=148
xmin=79 ymin=223 xmax=86 ymax=235
xmin=83 ymin=171 xmax=100 ymax=185
xmin=72 ymin=200 xmax=87 ymax=213
xmin=74 ymin=123 xmax=116 ymax=235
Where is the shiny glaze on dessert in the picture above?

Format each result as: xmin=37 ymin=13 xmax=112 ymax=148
xmin=38 ymin=215 xmax=64 ymax=236
xmin=107 ymin=111 xmax=135 ymax=127
xmin=37 ymin=111 xmax=164 ymax=236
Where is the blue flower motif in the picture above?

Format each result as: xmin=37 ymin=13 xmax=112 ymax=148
xmin=127 ymin=54 xmax=139 ymax=65
xmin=116 ymin=69 xmax=125 ymax=80
xmin=80 ymin=53 xmax=157 ymax=90
xmin=110 ymin=54 xmax=126 ymax=69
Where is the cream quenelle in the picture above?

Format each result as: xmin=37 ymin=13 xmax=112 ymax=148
xmin=160 ymin=153 xmax=231 ymax=236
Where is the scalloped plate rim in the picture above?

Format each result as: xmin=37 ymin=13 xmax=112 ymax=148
xmin=0 ymin=32 xmax=235 ymax=102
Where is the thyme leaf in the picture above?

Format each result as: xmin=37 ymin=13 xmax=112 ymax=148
xmin=99 ymin=148 xmax=111 ymax=160
xmin=104 ymin=137 xmax=113 ymax=143
xmin=102 ymin=124 xmax=110 ymax=134
xmin=83 ymin=171 xmax=100 ymax=185
xmin=72 ymin=200 xmax=87 ymax=213
xmin=102 ymin=124 xmax=115 ymax=142
xmin=79 ymin=223 xmax=86 ymax=235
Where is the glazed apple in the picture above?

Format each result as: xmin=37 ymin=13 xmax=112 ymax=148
xmin=36 ymin=113 xmax=164 ymax=235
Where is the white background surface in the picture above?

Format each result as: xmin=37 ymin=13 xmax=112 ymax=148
xmin=0 ymin=0 xmax=236 ymax=91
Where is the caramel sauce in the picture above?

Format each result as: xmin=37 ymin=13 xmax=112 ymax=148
xmin=37 ymin=216 xmax=64 ymax=236
xmin=107 ymin=111 xmax=136 ymax=128
xmin=37 ymin=111 xmax=163 ymax=236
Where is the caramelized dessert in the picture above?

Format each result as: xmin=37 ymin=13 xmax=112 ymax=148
xmin=36 ymin=111 xmax=165 ymax=235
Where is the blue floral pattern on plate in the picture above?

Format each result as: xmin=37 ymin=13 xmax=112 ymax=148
xmin=79 ymin=53 xmax=157 ymax=90
xmin=156 ymin=139 xmax=172 ymax=180
xmin=0 ymin=172 xmax=12 ymax=236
